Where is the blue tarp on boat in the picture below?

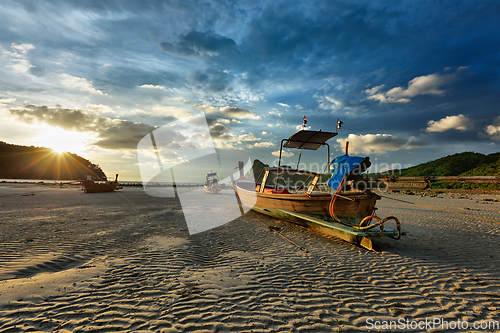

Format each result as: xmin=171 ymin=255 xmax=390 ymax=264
xmin=327 ymin=154 xmax=366 ymax=190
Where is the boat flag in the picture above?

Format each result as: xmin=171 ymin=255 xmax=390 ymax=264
xmin=337 ymin=119 xmax=343 ymax=130
xmin=303 ymin=116 xmax=308 ymax=128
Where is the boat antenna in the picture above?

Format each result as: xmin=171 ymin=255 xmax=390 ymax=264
xmin=296 ymin=116 xmax=307 ymax=169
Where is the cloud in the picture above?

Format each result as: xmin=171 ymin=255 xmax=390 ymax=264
xmin=195 ymin=104 xmax=260 ymax=119
xmin=425 ymin=114 xmax=472 ymax=132
xmin=239 ymin=133 xmax=260 ymax=141
xmin=209 ymin=122 xmax=260 ymax=143
xmin=247 ymin=142 xmax=274 ymax=149
xmin=59 ymin=73 xmax=107 ymax=95
xmin=316 ymin=95 xmax=342 ymax=111
xmin=269 ymin=109 xmax=282 ymax=117
xmin=3 ymin=43 xmax=35 ymax=73
xmin=0 ymin=98 xmax=16 ymax=105
xmin=139 ymin=84 xmax=166 ymax=90
xmin=160 ymin=31 xmax=238 ymax=58
xmin=295 ymin=125 xmax=311 ymax=130
xmin=366 ymin=70 xmax=460 ymax=103
xmin=337 ymin=134 xmax=427 ymax=154
xmin=277 ymin=103 xmax=289 ymax=107
xmin=10 ymin=105 xmax=155 ymax=149
xmin=272 ymin=150 xmax=294 ymax=157
xmin=479 ymin=116 xmax=500 ymax=141
xmin=150 ymin=105 xmax=192 ymax=119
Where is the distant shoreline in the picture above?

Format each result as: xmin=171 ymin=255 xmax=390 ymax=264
xmin=0 ymin=179 xmax=206 ymax=187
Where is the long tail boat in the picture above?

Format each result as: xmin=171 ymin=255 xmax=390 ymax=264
xmin=233 ymin=130 xmax=402 ymax=250
xmin=204 ymin=172 xmax=222 ymax=194
xmin=81 ymin=174 xmax=122 ymax=193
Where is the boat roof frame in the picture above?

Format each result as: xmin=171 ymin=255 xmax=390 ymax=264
xmin=263 ymin=167 xmax=320 ymax=176
xmin=273 ymin=129 xmax=337 ymax=192
xmin=277 ymin=130 xmax=337 ymax=171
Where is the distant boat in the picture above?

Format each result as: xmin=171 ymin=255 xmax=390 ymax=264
xmin=204 ymin=172 xmax=221 ymax=194
xmin=233 ymin=129 xmax=403 ymax=250
xmin=81 ymin=174 xmax=122 ymax=193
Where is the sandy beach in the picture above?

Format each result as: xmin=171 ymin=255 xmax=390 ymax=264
xmin=0 ymin=184 xmax=499 ymax=332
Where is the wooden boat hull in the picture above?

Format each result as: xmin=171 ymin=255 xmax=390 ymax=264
xmin=204 ymin=185 xmax=221 ymax=194
xmin=233 ymin=183 xmax=390 ymax=249
xmin=234 ymin=184 xmax=379 ymax=223
xmin=82 ymin=180 xmax=120 ymax=193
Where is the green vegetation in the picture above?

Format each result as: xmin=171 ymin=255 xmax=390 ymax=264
xmin=459 ymin=158 xmax=500 ymax=176
xmin=373 ymin=152 xmax=500 ymax=178
xmin=429 ymin=181 xmax=500 ymax=190
xmin=0 ymin=141 xmax=106 ymax=180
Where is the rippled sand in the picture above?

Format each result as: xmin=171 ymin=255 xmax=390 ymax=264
xmin=0 ymin=184 xmax=499 ymax=332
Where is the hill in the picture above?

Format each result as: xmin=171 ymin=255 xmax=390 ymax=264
xmin=375 ymin=152 xmax=500 ymax=177
xmin=0 ymin=141 xmax=107 ymax=180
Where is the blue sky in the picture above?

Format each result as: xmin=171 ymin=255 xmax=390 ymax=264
xmin=0 ymin=0 xmax=498 ymax=181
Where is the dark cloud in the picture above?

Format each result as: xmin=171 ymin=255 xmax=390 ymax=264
xmin=10 ymin=105 xmax=155 ymax=150
xmin=160 ymin=31 xmax=238 ymax=58
xmin=194 ymin=104 xmax=260 ymax=120
xmin=191 ymin=69 xmax=232 ymax=93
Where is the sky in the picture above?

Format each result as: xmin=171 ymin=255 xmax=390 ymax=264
xmin=0 ymin=0 xmax=499 ymax=181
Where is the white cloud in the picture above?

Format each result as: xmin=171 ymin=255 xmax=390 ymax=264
xmin=479 ymin=116 xmax=500 ymax=141
xmin=247 ymin=141 xmax=274 ymax=148
xmin=272 ymin=150 xmax=294 ymax=157
xmin=4 ymin=43 xmax=35 ymax=73
xmin=337 ymin=134 xmax=427 ymax=154
xmin=295 ymin=125 xmax=311 ymax=130
xmin=277 ymin=103 xmax=290 ymax=107
xmin=364 ymin=85 xmax=384 ymax=95
xmin=59 ymin=73 xmax=107 ymax=95
xmin=484 ymin=125 xmax=500 ymax=140
xmin=143 ymin=105 xmax=192 ymax=119
xmin=366 ymin=70 xmax=462 ymax=103
xmin=269 ymin=109 xmax=282 ymax=117
xmin=0 ymin=98 xmax=16 ymax=105
xmin=86 ymin=103 xmax=116 ymax=114
xmin=316 ymin=94 xmax=342 ymax=110
xmin=261 ymin=131 xmax=270 ymax=136
xmin=239 ymin=133 xmax=261 ymax=141
xmin=139 ymin=84 xmax=166 ymax=90
xmin=426 ymin=114 xmax=472 ymax=132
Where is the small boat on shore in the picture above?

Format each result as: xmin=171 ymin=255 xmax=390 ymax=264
xmin=204 ymin=172 xmax=221 ymax=194
xmin=233 ymin=129 xmax=402 ymax=250
xmin=81 ymin=174 xmax=122 ymax=193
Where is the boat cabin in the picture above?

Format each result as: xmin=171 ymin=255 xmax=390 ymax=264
xmin=255 ymin=129 xmax=338 ymax=195
xmin=256 ymin=168 xmax=323 ymax=194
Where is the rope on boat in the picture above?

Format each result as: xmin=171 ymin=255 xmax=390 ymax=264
xmin=328 ymin=177 xmax=402 ymax=239
xmin=352 ymin=215 xmax=402 ymax=240
xmin=257 ymin=219 xmax=308 ymax=253
xmin=328 ymin=175 xmax=346 ymax=223
xmin=378 ymin=195 xmax=500 ymax=224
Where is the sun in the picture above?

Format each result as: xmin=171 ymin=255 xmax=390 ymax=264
xmin=51 ymin=145 xmax=67 ymax=154
xmin=35 ymin=126 xmax=89 ymax=155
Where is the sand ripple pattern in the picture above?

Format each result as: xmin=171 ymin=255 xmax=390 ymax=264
xmin=0 ymin=188 xmax=499 ymax=332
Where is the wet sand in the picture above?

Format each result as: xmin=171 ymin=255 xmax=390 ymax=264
xmin=0 ymin=184 xmax=499 ymax=332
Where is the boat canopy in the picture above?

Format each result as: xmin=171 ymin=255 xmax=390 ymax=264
xmin=206 ymin=172 xmax=217 ymax=177
xmin=283 ymin=130 xmax=338 ymax=150
xmin=263 ymin=167 xmax=319 ymax=176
